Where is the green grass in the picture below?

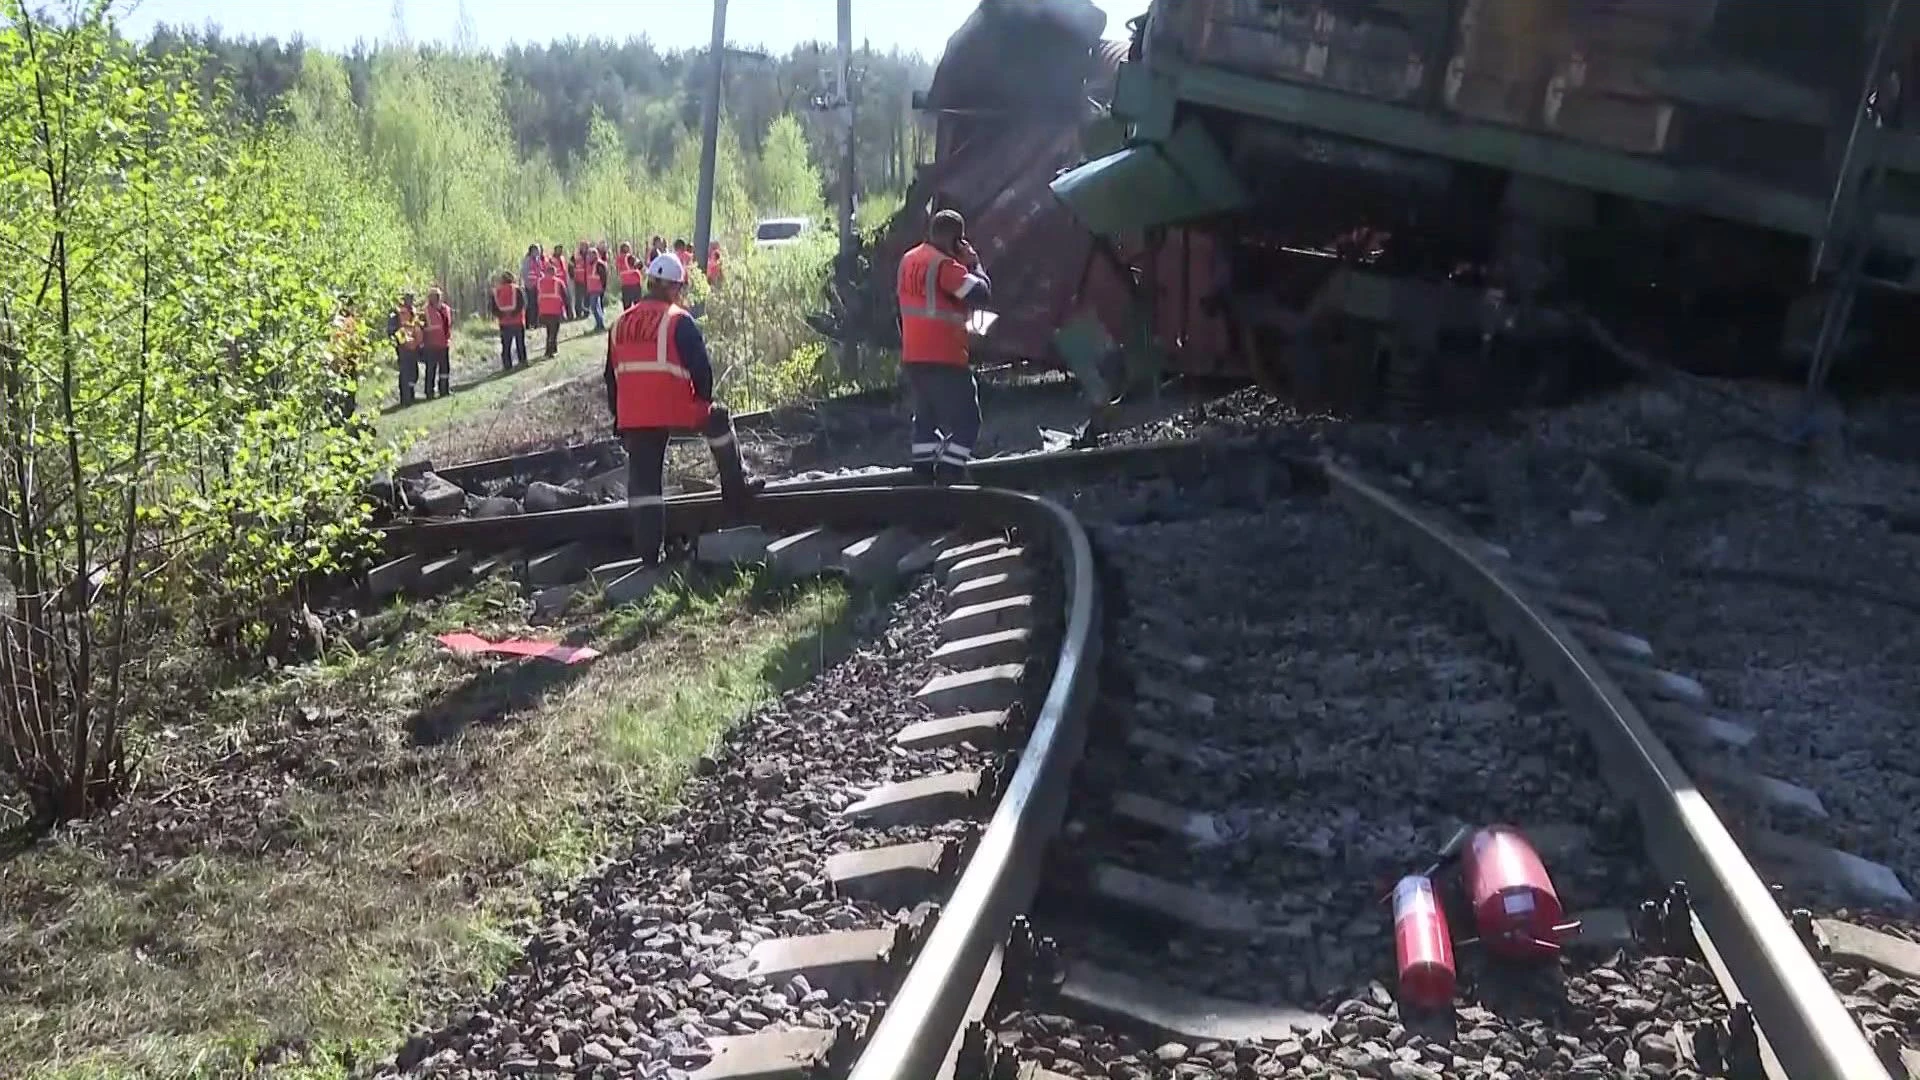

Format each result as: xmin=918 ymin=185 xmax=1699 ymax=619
xmin=369 ymin=314 xmax=614 ymax=467
xmin=0 ymin=565 xmax=852 ymax=1079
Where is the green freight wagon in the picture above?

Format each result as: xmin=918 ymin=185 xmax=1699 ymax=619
xmin=1052 ymin=0 xmax=1920 ymax=415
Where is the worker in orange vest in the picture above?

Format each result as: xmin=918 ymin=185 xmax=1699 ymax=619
xmin=897 ymin=210 xmax=992 ymax=483
xmin=617 ymin=242 xmax=644 ymax=309
xmin=707 ymin=243 xmax=725 ymax=289
xmin=673 ymin=238 xmax=695 ymax=275
xmin=535 ymin=263 xmax=568 ymax=357
xmin=548 ymin=244 xmax=570 ymax=319
xmin=572 ymin=241 xmax=593 ymax=321
xmin=520 ymin=244 xmax=544 ymax=320
xmin=584 ymin=245 xmax=609 ymax=333
xmin=603 ymin=253 xmax=759 ymax=564
xmin=387 ymin=291 xmax=426 ymax=407
xmin=420 ymin=287 xmax=455 ymax=399
xmin=490 ymin=270 xmax=528 ymax=371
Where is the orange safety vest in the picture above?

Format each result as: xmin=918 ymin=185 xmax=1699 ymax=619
xmin=396 ymin=305 xmax=425 ymax=350
xmin=609 ymin=298 xmax=709 ymax=430
xmin=618 ymin=258 xmax=644 ymax=288
xmin=573 ymin=252 xmax=591 ymax=283
xmin=587 ymin=256 xmax=606 ymax=295
xmin=494 ymin=283 xmax=524 ymax=327
xmin=676 ymin=249 xmax=694 ymax=272
xmin=897 ymin=242 xmax=971 ymax=366
xmin=424 ymin=302 xmax=453 ymax=348
xmin=708 ymin=251 xmax=724 ymax=287
xmin=537 ymin=274 xmax=567 ymax=317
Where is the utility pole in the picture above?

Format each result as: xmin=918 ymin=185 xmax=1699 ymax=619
xmin=693 ymin=0 xmax=728 ymax=277
xmin=836 ymin=0 xmax=860 ymax=377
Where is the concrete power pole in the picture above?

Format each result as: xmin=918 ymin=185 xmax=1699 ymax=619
xmin=836 ymin=0 xmax=860 ymax=377
xmin=693 ymin=0 xmax=728 ymax=277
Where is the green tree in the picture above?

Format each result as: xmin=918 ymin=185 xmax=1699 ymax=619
xmin=756 ymin=113 xmax=825 ymax=217
xmin=0 ymin=2 xmax=403 ymax=826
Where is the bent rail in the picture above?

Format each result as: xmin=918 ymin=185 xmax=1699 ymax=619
xmin=1324 ymin=460 xmax=1888 ymax=1080
xmin=847 ymin=493 xmax=1099 ymax=1080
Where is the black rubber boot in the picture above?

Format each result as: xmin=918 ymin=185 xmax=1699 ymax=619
xmin=631 ymin=515 xmax=663 ymax=567
xmin=706 ymin=407 xmax=760 ymax=506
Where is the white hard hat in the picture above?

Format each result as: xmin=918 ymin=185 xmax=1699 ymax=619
xmin=646 ymin=253 xmax=686 ymax=284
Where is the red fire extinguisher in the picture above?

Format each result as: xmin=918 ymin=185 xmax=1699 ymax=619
xmin=1391 ymin=874 xmax=1456 ymax=1010
xmin=1461 ymin=825 xmax=1566 ymax=960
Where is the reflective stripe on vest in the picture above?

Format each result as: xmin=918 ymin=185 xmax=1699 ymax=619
xmin=898 ymin=244 xmax=970 ymax=365
xmin=612 ymin=308 xmax=691 ymax=382
xmin=915 ymin=253 xmax=968 ymax=326
xmin=611 ymin=301 xmax=708 ymax=430
xmin=495 ymin=285 xmax=523 ymax=325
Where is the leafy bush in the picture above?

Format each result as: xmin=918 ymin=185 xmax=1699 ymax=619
xmin=0 ymin=5 xmax=408 ymax=826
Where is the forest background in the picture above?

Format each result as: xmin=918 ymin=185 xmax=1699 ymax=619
xmin=152 ymin=15 xmax=937 ymax=315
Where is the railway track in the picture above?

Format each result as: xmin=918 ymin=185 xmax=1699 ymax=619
xmin=375 ymin=439 xmax=1893 ymax=1080
xmin=1369 ymin=448 xmax=1920 ymax=1077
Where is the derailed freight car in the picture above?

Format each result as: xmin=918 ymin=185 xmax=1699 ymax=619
xmin=1050 ymin=0 xmax=1920 ymax=415
xmin=813 ymin=0 xmax=1239 ymax=401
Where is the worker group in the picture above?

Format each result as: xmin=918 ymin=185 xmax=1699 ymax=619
xmin=373 ymin=211 xmax=992 ymax=571
xmin=385 ymin=237 xmax=724 ymax=406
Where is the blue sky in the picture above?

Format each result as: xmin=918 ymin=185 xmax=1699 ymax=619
xmin=119 ymin=0 xmax=1154 ymax=58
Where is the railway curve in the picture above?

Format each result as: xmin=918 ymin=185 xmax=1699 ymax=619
xmin=376 ymin=443 xmax=1889 ymax=1080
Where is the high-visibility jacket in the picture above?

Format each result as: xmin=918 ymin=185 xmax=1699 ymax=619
xmin=618 ymin=258 xmax=644 ymax=288
xmin=547 ymin=256 xmax=566 ymax=281
xmin=587 ymin=256 xmax=607 ymax=295
xmin=676 ymin=249 xmax=694 ymax=272
xmin=493 ymin=283 xmax=524 ymax=327
xmin=573 ymin=253 xmax=591 ymax=284
xmin=609 ymin=298 xmax=708 ymax=430
xmin=537 ymin=273 xmax=567 ymax=317
xmin=424 ymin=302 xmax=453 ymax=348
xmin=897 ymin=242 xmax=972 ymax=366
xmin=708 ymin=251 xmax=724 ymax=287
xmin=395 ymin=305 xmax=425 ymax=350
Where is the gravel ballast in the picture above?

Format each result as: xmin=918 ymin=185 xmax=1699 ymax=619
xmin=987 ymin=480 xmax=1736 ymax=1080
xmin=1354 ymin=392 xmax=1920 ymax=1066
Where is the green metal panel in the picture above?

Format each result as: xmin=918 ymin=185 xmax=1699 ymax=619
xmin=1081 ymin=111 xmax=1129 ymax=159
xmin=1112 ymin=61 xmax=1176 ymax=141
xmin=1052 ymin=313 xmax=1117 ymax=405
xmin=1143 ymin=53 xmax=1920 ymax=257
xmin=1050 ymin=120 xmax=1250 ymax=236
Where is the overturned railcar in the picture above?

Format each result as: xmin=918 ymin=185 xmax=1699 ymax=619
xmin=1051 ymin=0 xmax=1920 ymax=413
xmin=816 ymin=0 xmax=1241 ymax=397
xmin=828 ymin=0 xmax=1920 ymax=416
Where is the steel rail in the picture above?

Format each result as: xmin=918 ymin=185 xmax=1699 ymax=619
xmin=846 ymin=492 xmax=1099 ymax=1080
xmin=1324 ymin=460 xmax=1890 ymax=1080
xmin=387 ymin=436 xmax=1277 ymax=549
xmin=419 ymin=371 xmax=1086 ymax=490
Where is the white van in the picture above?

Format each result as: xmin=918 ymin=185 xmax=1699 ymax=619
xmin=753 ymin=217 xmax=812 ymax=248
